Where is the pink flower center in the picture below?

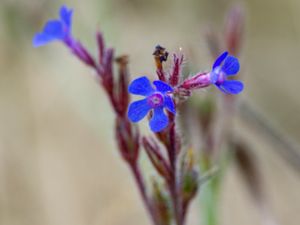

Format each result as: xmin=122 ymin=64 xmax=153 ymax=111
xmin=147 ymin=92 xmax=164 ymax=108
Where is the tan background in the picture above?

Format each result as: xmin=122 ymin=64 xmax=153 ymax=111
xmin=0 ymin=0 xmax=299 ymax=225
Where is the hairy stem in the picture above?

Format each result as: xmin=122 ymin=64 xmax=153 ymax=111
xmin=167 ymin=122 xmax=182 ymax=225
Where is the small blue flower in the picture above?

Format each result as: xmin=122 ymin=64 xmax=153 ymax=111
xmin=33 ymin=5 xmax=73 ymax=47
xmin=128 ymin=76 xmax=176 ymax=132
xmin=210 ymin=51 xmax=244 ymax=94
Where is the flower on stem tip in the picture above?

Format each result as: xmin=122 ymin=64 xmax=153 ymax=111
xmin=33 ymin=5 xmax=73 ymax=47
xmin=128 ymin=76 xmax=176 ymax=132
xmin=210 ymin=51 xmax=243 ymax=94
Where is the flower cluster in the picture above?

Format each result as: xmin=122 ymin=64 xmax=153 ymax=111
xmin=33 ymin=6 xmax=245 ymax=225
xmin=127 ymin=51 xmax=243 ymax=132
xmin=32 ymin=6 xmax=244 ymax=133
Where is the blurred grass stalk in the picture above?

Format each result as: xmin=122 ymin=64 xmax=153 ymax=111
xmin=198 ymin=4 xmax=245 ymax=225
xmin=196 ymin=4 xmax=284 ymax=225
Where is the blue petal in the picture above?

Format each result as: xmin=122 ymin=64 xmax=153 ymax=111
xmin=153 ymin=80 xmax=173 ymax=93
xmin=33 ymin=33 xmax=56 ymax=47
xmin=128 ymin=98 xmax=151 ymax=122
xmin=217 ymin=80 xmax=244 ymax=94
xmin=164 ymin=96 xmax=176 ymax=114
xmin=149 ymin=107 xmax=169 ymax=132
xmin=128 ymin=76 xmax=154 ymax=96
xmin=59 ymin=5 xmax=73 ymax=28
xmin=43 ymin=20 xmax=64 ymax=37
xmin=212 ymin=51 xmax=228 ymax=69
xmin=32 ymin=20 xmax=64 ymax=47
xmin=221 ymin=56 xmax=240 ymax=75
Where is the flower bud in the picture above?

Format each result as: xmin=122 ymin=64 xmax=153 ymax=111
xmin=180 ymin=149 xmax=199 ymax=203
xmin=169 ymin=53 xmax=184 ymax=86
xmin=143 ymin=137 xmax=171 ymax=181
xmin=115 ymin=118 xmax=139 ymax=163
xmin=179 ymin=72 xmax=210 ymax=90
xmin=115 ymin=55 xmax=130 ymax=116
xmin=151 ymin=180 xmax=172 ymax=225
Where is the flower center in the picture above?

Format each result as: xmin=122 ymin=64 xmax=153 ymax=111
xmin=147 ymin=92 xmax=164 ymax=108
xmin=211 ymin=67 xmax=226 ymax=85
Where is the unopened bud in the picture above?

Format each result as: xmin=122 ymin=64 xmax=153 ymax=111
xmin=169 ymin=53 xmax=184 ymax=86
xmin=179 ymin=72 xmax=211 ymax=90
xmin=180 ymin=149 xmax=199 ymax=202
xmin=115 ymin=118 xmax=139 ymax=163
xmin=151 ymin=180 xmax=172 ymax=225
xmin=143 ymin=137 xmax=171 ymax=181
xmin=181 ymin=169 xmax=199 ymax=203
xmin=115 ymin=55 xmax=130 ymax=116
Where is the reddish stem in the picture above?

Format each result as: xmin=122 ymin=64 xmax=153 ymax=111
xmin=167 ymin=119 xmax=182 ymax=225
xmin=130 ymin=163 xmax=157 ymax=225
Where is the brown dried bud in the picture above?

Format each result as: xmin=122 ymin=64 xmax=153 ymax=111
xmin=153 ymin=45 xmax=168 ymax=81
xmin=115 ymin=55 xmax=130 ymax=116
xmin=153 ymin=45 xmax=169 ymax=63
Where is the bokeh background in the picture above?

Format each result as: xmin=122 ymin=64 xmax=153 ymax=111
xmin=0 ymin=0 xmax=299 ymax=225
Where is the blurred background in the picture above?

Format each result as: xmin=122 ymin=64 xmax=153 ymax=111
xmin=0 ymin=0 xmax=299 ymax=225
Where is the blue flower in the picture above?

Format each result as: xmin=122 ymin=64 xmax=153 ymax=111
xmin=128 ymin=76 xmax=176 ymax=132
xmin=33 ymin=5 xmax=73 ymax=47
xmin=210 ymin=51 xmax=244 ymax=94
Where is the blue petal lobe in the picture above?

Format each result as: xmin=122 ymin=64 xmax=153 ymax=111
xmin=153 ymin=80 xmax=173 ymax=93
xmin=212 ymin=51 xmax=228 ymax=69
xmin=43 ymin=20 xmax=64 ymax=39
xmin=128 ymin=98 xmax=151 ymax=122
xmin=33 ymin=33 xmax=56 ymax=47
xmin=128 ymin=76 xmax=154 ymax=96
xmin=164 ymin=96 xmax=176 ymax=114
xmin=149 ymin=107 xmax=169 ymax=132
xmin=221 ymin=56 xmax=240 ymax=75
xmin=59 ymin=5 xmax=73 ymax=28
xmin=217 ymin=80 xmax=244 ymax=94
